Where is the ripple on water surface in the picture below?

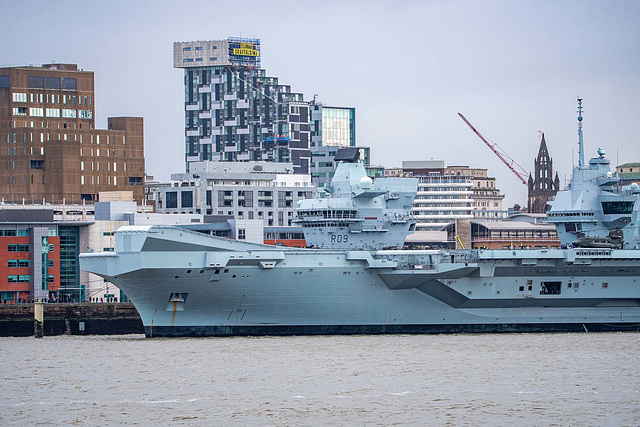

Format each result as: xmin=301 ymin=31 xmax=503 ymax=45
xmin=1 ymin=332 xmax=639 ymax=425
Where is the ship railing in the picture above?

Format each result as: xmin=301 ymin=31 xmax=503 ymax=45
xmin=387 ymin=213 xmax=412 ymax=223
xmin=295 ymin=215 xmax=364 ymax=222
xmin=438 ymin=253 xmax=478 ymax=264
xmin=404 ymin=255 xmax=478 ymax=268
xmin=457 ymin=237 xmax=559 ymax=242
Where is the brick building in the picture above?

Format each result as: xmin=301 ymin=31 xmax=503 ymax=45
xmin=0 ymin=210 xmax=68 ymax=303
xmin=0 ymin=64 xmax=145 ymax=204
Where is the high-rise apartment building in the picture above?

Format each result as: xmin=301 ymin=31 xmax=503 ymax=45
xmin=0 ymin=64 xmax=146 ymax=204
xmin=174 ymin=38 xmax=311 ymax=174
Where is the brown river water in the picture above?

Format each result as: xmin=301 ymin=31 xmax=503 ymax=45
xmin=1 ymin=332 xmax=639 ymax=425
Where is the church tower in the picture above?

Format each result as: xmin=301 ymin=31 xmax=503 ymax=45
xmin=528 ymin=132 xmax=559 ymax=213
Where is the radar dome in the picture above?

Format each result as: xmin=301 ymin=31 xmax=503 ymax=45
xmin=359 ymin=176 xmax=373 ymax=190
xmin=631 ymin=183 xmax=640 ymax=191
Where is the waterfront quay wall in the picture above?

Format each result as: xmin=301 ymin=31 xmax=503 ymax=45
xmin=0 ymin=303 xmax=143 ymax=337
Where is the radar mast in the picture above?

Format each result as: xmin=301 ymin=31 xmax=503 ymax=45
xmin=577 ymin=97 xmax=585 ymax=168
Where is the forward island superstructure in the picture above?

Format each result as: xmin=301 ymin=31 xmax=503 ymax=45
xmin=80 ymin=101 xmax=640 ymax=337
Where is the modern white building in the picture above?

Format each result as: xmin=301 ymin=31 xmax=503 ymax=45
xmin=155 ymin=161 xmax=315 ymax=227
xmin=445 ymin=166 xmax=506 ymax=219
xmin=395 ymin=160 xmax=474 ymax=231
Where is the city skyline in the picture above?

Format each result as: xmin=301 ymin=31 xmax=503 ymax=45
xmin=2 ymin=0 xmax=639 ymax=207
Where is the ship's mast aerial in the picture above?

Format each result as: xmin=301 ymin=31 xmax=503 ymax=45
xmin=577 ymin=97 xmax=584 ymax=168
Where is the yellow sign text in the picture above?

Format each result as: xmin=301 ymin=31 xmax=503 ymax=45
xmin=233 ymin=48 xmax=260 ymax=57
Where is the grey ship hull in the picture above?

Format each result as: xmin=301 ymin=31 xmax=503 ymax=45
xmin=80 ymin=226 xmax=640 ymax=337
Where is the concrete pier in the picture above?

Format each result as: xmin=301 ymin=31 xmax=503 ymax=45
xmin=1 ymin=303 xmax=143 ymax=337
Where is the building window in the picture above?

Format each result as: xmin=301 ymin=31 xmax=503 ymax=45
xmin=29 ymin=108 xmax=44 ymax=117
xmin=181 ymin=191 xmax=193 ymax=208
xmin=195 ymin=58 xmax=203 ymax=62
xmin=8 ymin=259 xmax=30 ymax=268
xmin=30 ymin=160 xmax=45 ymax=170
xmin=61 ymin=78 xmax=77 ymax=90
xmin=46 ymin=77 xmax=60 ymax=89
xmin=183 ymin=47 xmax=192 ymax=51
xmin=238 ymin=229 xmax=246 ymax=240
xmin=183 ymin=58 xmax=194 ymax=63
xmin=210 ymin=57 xmax=217 ymax=61
xmin=13 ymin=93 xmax=27 ymax=103
xmin=29 ymin=76 xmax=45 ymax=88
xmin=166 ymin=191 xmax=178 ymax=209
xmin=8 ymin=275 xmax=31 ymax=283
xmin=46 ymin=108 xmax=60 ymax=118
xmin=62 ymin=109 xmax=76 ymax=118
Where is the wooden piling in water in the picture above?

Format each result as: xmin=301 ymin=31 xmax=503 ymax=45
xmin=34 ymin=301 xmax=44 ymax=338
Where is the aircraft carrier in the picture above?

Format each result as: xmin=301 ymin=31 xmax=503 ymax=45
xmin=80 ymin=101 xmax=640 ymax=336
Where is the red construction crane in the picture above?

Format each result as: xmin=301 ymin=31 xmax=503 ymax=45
xmin=458 ymin=113 xmax=529 ymax=186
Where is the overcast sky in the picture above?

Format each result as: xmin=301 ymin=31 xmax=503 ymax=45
xmin=2 ymin=0 xmax=639 ymax=206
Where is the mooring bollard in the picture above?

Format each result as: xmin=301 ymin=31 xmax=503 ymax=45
xmin=34 ymin=300 xmax=44 ymax=338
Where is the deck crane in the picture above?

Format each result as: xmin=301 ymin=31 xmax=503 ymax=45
xmin=458 ymin=113 xmax=530 ymax=186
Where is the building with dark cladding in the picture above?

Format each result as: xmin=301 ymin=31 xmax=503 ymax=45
xmin=0 ymin=64 xmax=145 ymax=204
xmin=174 ymin=38 xmax=312 ymax=174
xmin=527 ymin=132 xmax=560 ymax=213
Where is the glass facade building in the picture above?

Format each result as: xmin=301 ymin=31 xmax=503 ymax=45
xmin=311 ymin=105 xmax=356 ymax=147
xmin=58 ymin=226 xmax=83 ymax=302
xmin=309 ymin=103 xmax=359 ymax=187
